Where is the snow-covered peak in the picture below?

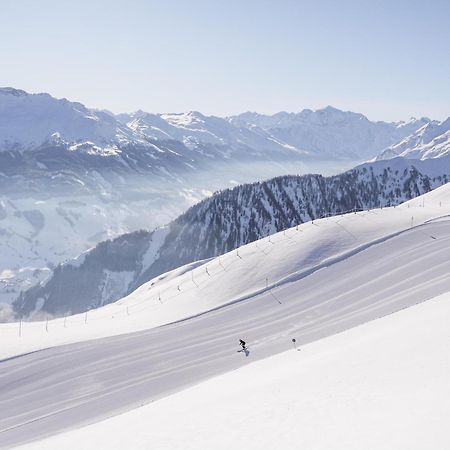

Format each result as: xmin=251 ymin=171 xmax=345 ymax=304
xmin=0 ymin=87 xmax=29 ymax=97
xmin=395 ymin=116 xmax=431 ymax=129
xmin=306 ymin=105 xmax=366 ymax=123
xmin=231 ymin=107 xmax=364 ymax=128
xmin=231 ymin=107 xmax=429 ymax=130
xmin=0 ymin=87 xmax=435 ymax=161
xmin=375 ymin=117 xmax=450 ymax=161
xmin=160 ymin=111 xmax=207 ymax=129
xmin=229 ymin=108 xmax=431 ymax=159
xmin=0 ymin=87 xmax=136 ymax=151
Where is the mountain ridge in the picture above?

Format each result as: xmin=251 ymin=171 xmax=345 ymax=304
xmin=0 ymin=86 xmax=430 ymax=160
xmin=12 ymin=156 xmax=450 ymax=320
xmin=375 ymin=118 xmax=450 ymax=161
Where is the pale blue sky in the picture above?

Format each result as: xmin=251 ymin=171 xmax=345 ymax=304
xmin=1 ymin=0 xmax=449 ymax=121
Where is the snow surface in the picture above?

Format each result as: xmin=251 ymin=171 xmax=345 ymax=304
xmin=1 ymin=184 xmax=450 ymax=447
xmin=2 ymin=183 xmax=449 ymax=359
xmin=18 ymin=291 xmax=450 ymax=450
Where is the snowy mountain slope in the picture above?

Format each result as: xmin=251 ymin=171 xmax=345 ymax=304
xmin=376 ymin=117 xmax=450 ymax=161
xmin=1 ymin=87 xmax=399 ymax=307
xmin=0 ymin=93 xmax=312 ymax=306
xmin=229 ymin=107 xmax=431 ymax=159
xmin=1 ymin=184 xmax=450 ymax=447
xmin=13 ymin=156 xmax=450 ymax=319
xmin=1 ymin=87 xmax=429 ymax=161
xmin=18 ymin=292 xmax=450 ymax=450
xmin=0 ymin=87 xmax=440 ymax=311
xmin=0 ymin=153 xmax=208 ymax=307
xmin=123 ymin=110 xmax=302 ymax=157
xmin=2 ymin=181 xmax=450 ymax=356
xmin=0 ymin=88 xmax=138 ymax=151
xmin=125 ymin=107 xmax=431 ymax=160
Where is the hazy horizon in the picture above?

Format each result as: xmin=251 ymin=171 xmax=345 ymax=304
xmin=0 ymin=85 xmax=439 ymax=124
xmin=2 ymin=0 xmax=449 ymax=122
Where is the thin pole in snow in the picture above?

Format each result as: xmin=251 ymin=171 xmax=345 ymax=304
xmin=85 ymin=310 xmax=88 ymax=324
xmin=411 ymin=216 xmax=414 ymax=228
xmin=236 ymin=249 xmax=242 ymax=259
xmin=269 ymin=290 xmax=282 ymax=305
xmin=206 ymin=266 xmax=210 ymax=276
xmin=158 ymin=292 xmax=162 ymax=303
xmin=292 ymin=338 xmax=297 ymax=350
xmin=19 ymin=319 xmax=22 ymax=337
xmin=266 ymin=276 xmax=268 ymax=288
xmin=191 ymin=270 xmax=199 ymax=287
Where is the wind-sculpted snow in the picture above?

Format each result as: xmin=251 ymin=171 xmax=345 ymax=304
xmin=1 ymin=185 xmax=450 ymax=447
xmin=12 ymin=158 xmax=450 ymax=319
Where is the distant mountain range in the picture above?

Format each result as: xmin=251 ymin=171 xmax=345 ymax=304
xmin=0 ymin=87 xmax=430 ymax=159
xmin=13 ymin=156 xmax=450 ymax=320
xmin=1 ymin=86 xmax=449 ymax=315
xmin=0 ymin=87 xmax=433 ymax=305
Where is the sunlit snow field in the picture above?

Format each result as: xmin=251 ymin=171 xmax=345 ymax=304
xmin=1 ymin=184 xmax=450 ymax=448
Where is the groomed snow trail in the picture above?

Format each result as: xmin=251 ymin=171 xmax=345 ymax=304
xmin=22 ymin=292 xmax=450 ymax=450
xmin=1 ymin=219 xmax=450 ymax=448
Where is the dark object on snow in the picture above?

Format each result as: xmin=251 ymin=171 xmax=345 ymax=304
xmin=239 ymin=339 xmax=246 ymax=349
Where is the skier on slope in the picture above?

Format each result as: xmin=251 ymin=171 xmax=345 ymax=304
xmin=239 ymin=339 xmax=247 ymax=350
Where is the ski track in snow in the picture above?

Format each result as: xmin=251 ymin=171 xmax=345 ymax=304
xmin=1 ymin=213 xmax=450 ymax=447
xmin=22 ymin=291 xmax=450 ymax=450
